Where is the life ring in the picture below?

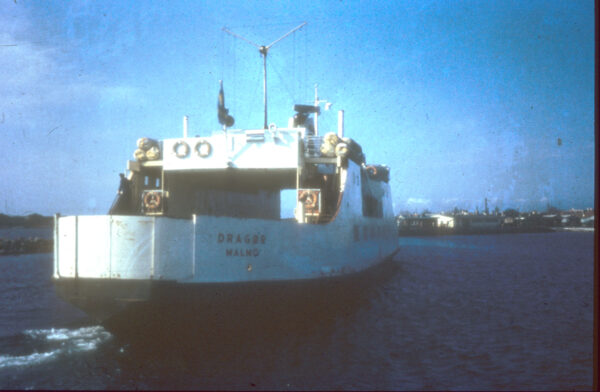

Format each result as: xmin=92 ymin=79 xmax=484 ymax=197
xmin=366 ymin=165 xmax=377 ymax=176
xmin=144 ymin=191 xmax=162 ymax=211
xmin=173 ymin=141 xmax=190 ymax=158
xmin=299 ymin=190 xmax=318 ymax=209
xmin=195 ymin=140 xmax=212 ymax=157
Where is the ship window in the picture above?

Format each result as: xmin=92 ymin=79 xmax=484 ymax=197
xmin=144 ymin=176 xmax=149 ymax=186
xmin=155 ymin=178 xmax=160 ymax=188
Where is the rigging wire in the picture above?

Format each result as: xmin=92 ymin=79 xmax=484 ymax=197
xmin=221 ymin=22 xmax=307 ymax=123
xmin=293 ymin=31 xmax=296 ymax=101
xmin=304 ymin=24 xmax=308 ymax=102
xmin=220 ymin=30 xmax=224 ymax=81
xmin=232 ymin=36 xmax=236 ymax=114
xmin=268 ymin=55 xmax=297 ymax=104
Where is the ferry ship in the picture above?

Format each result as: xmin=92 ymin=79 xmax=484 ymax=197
xmin=53 ymin=27 xmax=398 ymax=334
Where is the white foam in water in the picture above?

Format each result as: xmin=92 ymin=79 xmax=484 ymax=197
xmin=0 ymin=351 xmax=59 ymax=369
xmin=25 ymin=326 xmax=111 ymax=344
xmin=0 ymin=326 xmax=112 ymax=369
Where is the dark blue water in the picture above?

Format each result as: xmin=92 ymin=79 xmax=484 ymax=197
xmin=0 ymin=231 xmax=594 ymax=390
xmin=0 ymin=227 xmax=53 ymax=240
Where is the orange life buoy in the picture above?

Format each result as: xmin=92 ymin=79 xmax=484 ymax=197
xmin=299 ymin=190 xmax=318 ymax=209
xmin=366 ymin=165 xmax=377 ymax=176
xmin=144 ymin=191 xmax=162 ymax=211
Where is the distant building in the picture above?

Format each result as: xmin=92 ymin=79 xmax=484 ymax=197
xmin=581 ymin=216 xmax=594 ymax=227
xmin=503 ymin=216 xmax=515 ymax=225
xmin=540 ymin=214 xmax=562 ymax=227
xmin=429 ymin=214 xmax=454 ymax=228
xmin=561 ymin=215 xmax=581 ymax=227
xmin=397 ymin=215 xmax=438 ymax=235
xmin=454 ymin=215 xmax=502 ymax=233
xmin=397 ymin=214 xmax=455 ymax=235
xmin=582 ymin=209 xmax=594 ymax=218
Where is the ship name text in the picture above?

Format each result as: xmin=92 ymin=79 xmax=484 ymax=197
xmin=218 ymin=232 xmax=266 ymax=257
xmin=217 ymin=233 xmax=266 ymax=245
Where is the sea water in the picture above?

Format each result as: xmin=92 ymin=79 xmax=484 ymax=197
xmin=0 ymin=231 xmax=594 ymax=390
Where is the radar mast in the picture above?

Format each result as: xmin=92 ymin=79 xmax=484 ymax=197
xmin=222 ymin=22 xmax=307 ymax=129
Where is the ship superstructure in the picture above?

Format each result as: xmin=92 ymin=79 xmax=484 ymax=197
xmin=54 ymin=101 xmax=396 ymax=284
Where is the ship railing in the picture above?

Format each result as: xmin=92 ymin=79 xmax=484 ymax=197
xmin=304 ymin=136 xmax=323 ymax=158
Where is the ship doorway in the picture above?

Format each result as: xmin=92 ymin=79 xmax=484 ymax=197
xmin=280 ymin=189 xmax=297 ymax=219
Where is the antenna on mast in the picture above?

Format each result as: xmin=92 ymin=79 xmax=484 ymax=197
xmin=222 ymin=22 xmax=307 ymax=129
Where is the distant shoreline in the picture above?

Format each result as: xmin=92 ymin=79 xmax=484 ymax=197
xmin=0 ymin=214 xmax=53 ymax=229
xmin=550 ymin=227 xmax=595 ymax=233
xmin=0 ymin=215 xmax=54 ymax=255
xmin=398 ymin=226 xmax=593 ymax=237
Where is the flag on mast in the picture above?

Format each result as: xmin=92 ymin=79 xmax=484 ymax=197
xmin=217 ymin=80 xmax=234 ymax=127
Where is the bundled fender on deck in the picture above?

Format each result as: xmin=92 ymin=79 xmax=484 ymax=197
xmin=134 ymin=138 xmax=162 ymax=161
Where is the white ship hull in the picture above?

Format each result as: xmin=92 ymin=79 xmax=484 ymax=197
xmin=54 ymin=215 xmax=397 ymax=284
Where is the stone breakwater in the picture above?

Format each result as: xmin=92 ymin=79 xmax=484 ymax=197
xmin=0 ymin=237 xmax=53 ymax=255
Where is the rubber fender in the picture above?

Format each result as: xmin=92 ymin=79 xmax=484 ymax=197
xmin=335 ymin=142 xmax=349 ymax=158
xmin=145 ymin=146 xmax=161 ymax=160
xmin=133 ymin=148 xmax=147 ymax=161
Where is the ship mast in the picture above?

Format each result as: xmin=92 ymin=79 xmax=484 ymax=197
xmin=222 ymin=22 xmax=307 ymax=129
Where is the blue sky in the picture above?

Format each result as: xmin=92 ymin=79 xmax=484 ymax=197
xmin=0 ymin=0 xmax=594 ymax=216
